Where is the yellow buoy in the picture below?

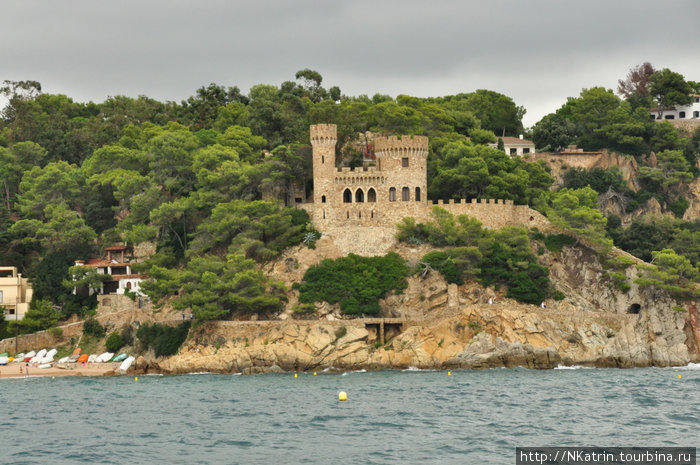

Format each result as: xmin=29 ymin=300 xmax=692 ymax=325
xmin=294 ymin=373 xmax=298 ymax=378
xmin=135 ymin=377 xmax=138 ymax=382
xmin=313 ymin=372 xmax=317 ymax=376
xmin=447 ymin=371 xmax=451 ymax=376
xmin=339 ymin=391 xmax=347 ymax=402
xmin=678 ymin=374 xmax=682 ymax=379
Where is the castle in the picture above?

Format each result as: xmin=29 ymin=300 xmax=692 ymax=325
xmin=298 ymin=124 xmax=551 ymax=240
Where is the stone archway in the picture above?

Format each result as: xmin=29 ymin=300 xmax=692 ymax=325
xmin=367 ymin=188 xmax=377 ymax=203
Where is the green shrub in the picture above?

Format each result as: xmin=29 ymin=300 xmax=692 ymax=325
xmin=668 ymin=197 xmax=689 ymax=218
xmin=48 ymin=326 xmax=63 ymax=340
xmin=480 ymin=230 xmax=551 ymax=305
xmin=120 ymin=325 xmax=134 ymax=346
xmin=544 ymin=233 xmax=576 ymax=252
xmin=551 ymin=290 xmax=566 ymax=301
xmin=334 ymin=326 xmax=347 ymax=340
xmin=105 ymin=332 xmax=126 ymax=352
xmin=420 ymin=247 xmax=482 ymax=285
xmin=136 ymin=321 xmax=191 ymax=357
xmin=292 ymin=303 xmax=315 ymax=314
xmin=611 ymin=271 xmax=631 ymax=292
xmin=298 ymin=253 xmax=408 ymax=315
xmin=82 ymin=318 xmax=105 ymax=338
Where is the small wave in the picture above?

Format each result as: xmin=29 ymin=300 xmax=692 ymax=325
xmin=341 ymin=369 xmax=367 ymax=376
xmin=186 ymin=372 xmax=215 ymax=375
xmin=554 ymin=364 xmax=592 ymax=370
xmin=401 ymin=366 xmax=436 ymax=372
xmin=671 ymin=362 xmax=700 ymax=370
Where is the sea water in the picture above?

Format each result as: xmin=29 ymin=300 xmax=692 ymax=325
xmin=1 ymin=366 xmax=698 ymax=464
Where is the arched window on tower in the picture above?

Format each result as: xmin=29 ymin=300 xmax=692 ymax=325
xmin=415 ymin=187 xmax=421 ymax=201
xmin=402 ymin=187 xmax=410 ymax=201
xmin=343 ymin=188 xmax=352 ymax=203
xmin=355 ymin=189 xmax=364 ymax=203
xmin=321 ymin=195 xmax=326 ymax=203
xmin=368 ymin=188 xmax=376 ymax=202
xmin=389 ymin=187 xmax=396 ymax=202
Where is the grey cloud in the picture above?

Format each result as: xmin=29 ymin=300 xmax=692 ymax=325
xmin=1 ymin=0 xmax=698 ymax=126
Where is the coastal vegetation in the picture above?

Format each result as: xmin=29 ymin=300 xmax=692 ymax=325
xmin=398 ymin=207 xmax=551 ymax=304
xmin=0 ymin=63 xmax=698 ymax=339
xmin=296 ymin=253 xmax=408 ymax=315
xmin=136 ymin=321 xmax=191 ymax=357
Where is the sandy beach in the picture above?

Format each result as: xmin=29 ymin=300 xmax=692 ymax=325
xmin=0 ymin=363 xmax=118 ymax=379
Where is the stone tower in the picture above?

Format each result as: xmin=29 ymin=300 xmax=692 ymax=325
xmin=310 ymin=124 xmax=338 ymax=207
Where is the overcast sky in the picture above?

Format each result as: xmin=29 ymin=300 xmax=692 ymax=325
xmin=1 ymin=0 xmax=699 ymax=127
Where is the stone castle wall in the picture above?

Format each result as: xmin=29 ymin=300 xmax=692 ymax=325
xmin=430 ymin=198 xmax=552 ymax=231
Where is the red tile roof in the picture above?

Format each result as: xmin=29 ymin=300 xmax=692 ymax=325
xmin=104 ymin=245 xmax=128 ymax=251
xmin=500 ymin=136 xmax=534 ymax=145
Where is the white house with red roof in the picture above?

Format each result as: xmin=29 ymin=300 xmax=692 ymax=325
xmin=75 ymin=245 xmax=147 ymax=296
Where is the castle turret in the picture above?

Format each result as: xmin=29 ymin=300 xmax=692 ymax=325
xmin=310 ymin=124 xmax=337 ymax=205
xmin=373 ymin=135 xmax=429 ymax=204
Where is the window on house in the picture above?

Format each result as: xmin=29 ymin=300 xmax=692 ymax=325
xmin=343 ymin=188 xmax=352 ymax=203
xmin=694 ymin=111 xmax=700 ymax=118
xmin=415 ymin=187 xmax=421 ymax=201
xmin=510 ymin=148 xmax=517 ymax=155
xmin=321 ymin=195 xmax=326 ymax=203
xmin=402 ymin=187 xmax=410 ymax=201
xmin=650 ymin=114 xmax=656 ymax=120
xmin=679 ymin=111 xmax=686 ymax=119
xmin=665 ymin=114 xmax=675 ymax=119
xmin=402 ymin=158 xmax=409 ymax=167
xmin=0 ymin=290 xmax=3 ymax=303
xmin=696 ymin=97 xmax=700 ymax=103
xmin=355 ymin=189 xmax=364 ymax=203
xmin=389 ymin=187 xmax=396 ymax=202
xmin=367 ymin=188 xmax=376 ymax=202
xmin=523 ymin=148 xmax=530 ymax=154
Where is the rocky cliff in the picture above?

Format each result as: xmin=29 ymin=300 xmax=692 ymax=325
xmin=137 ymin=239 xmax=698 ymax=375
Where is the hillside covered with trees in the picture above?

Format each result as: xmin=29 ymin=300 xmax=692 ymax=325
xmin=0 ymin=64 xmax=698 ymax=339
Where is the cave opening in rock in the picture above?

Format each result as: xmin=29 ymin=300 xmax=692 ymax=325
xmin=627 ymin=303 xmax=641 ymax=314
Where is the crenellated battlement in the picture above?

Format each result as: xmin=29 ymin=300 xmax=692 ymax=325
xmin=432 ymin=198 xmax=516 ymax=206
xmin=337 ymin=166 xmax=381 ymax=174
xmin=310 ymin=124 xmax=338 ymax=143
xmin=373 ymin=135 xmax=429 ymax=156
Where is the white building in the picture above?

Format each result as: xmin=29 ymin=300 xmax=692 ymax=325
xmin=489 ymin=136 xmax=536 ymax=156
xmin=650 ymin=94 xmax=700 ymax=120
xmin=75 ymin=245 xmax=147 ymax=296
xmin=0 ymin=267 xmax=32 ymax=321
